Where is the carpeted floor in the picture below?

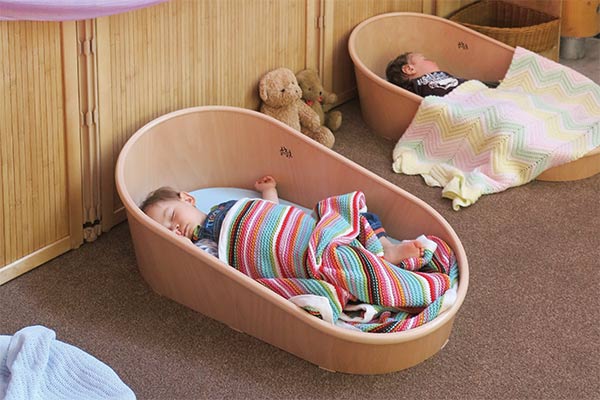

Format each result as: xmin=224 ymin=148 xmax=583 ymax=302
xmin=1 ymin=40 xmax=598 ymax=399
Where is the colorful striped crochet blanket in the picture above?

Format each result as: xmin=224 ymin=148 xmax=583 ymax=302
xmin=392 ymin=47 xmax=600 ymax=210
xmin=218 ymin=192 xmax=458 ymax=333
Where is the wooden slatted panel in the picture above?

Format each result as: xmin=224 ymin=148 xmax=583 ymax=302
xmin=97 ymin=0 xmax=309 ymax=229
xmin=0 ymin=21 xmax=70 ymax=268
xmin=327 ymin=0 xmax=423 ymax=102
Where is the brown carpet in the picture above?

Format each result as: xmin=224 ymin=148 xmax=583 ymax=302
xmin=2 ymin=46 xmax=599 ymax=399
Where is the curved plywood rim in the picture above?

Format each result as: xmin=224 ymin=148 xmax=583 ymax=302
xmin=348 ymin=12 xmax=514 ymax=98
xmin=536 ymin=145 xmax=600 ymax=181
xmin=586 ymin=146 xmax=600 ymax=157
xmin=115 ymin=105 xmax=469 ymax=345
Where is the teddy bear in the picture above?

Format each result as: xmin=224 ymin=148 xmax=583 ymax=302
xmin=296 ymin=69 xmax=342 ymax=132
xmin=258 ymin=67 xmax=335 ymax=148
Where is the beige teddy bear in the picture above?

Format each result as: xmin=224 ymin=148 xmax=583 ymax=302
xmin=296 ymin=69 xmax=342 ymax=132
xmin=259 ymin=67 xmax=335 ymax=148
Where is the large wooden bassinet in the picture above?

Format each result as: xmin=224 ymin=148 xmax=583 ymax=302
xmin=348 ymin=12 xmax=600 ymax=182
xmin=115 ymin=106 xmax=469 ymax=374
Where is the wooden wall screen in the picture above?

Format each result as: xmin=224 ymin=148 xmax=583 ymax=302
xmin=0 ymin=20 xmax=82 ymax=284
xmin=322 ymin=0 xmax=424 ymax=103
xmin=95 ymin=0 xmax=313 ymax=231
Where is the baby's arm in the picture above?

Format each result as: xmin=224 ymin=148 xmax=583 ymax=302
xmin=255 ymin=175 xmax=279 ymax=203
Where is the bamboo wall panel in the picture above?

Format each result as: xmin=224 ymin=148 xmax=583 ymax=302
xmin=0 ymin=21 xmax=80 ymax=279
xmin=97 ymin=0 xmax=310 ymax=229
xmin=326 ymin=0 xmax=423 ymax=102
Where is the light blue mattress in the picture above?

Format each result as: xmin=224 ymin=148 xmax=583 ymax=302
xmin=189 ymin=187 xmax=312 ymax=214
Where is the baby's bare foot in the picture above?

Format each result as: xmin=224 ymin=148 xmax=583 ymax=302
xmin=384 ymin=241 xmax=423 ymax=264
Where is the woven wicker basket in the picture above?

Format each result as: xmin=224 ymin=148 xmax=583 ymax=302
xmin=449 ymin=0 xmax=560 ymax=52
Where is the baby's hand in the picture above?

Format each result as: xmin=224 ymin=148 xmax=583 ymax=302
xmin=254 ymin=175 xmax=277 ymax=192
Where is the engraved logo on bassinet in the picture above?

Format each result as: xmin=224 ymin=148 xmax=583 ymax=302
xmin=458 ymin=41 xmax=469 ymax=50
xmin=279 ymin=146 xmax=293 ymax=158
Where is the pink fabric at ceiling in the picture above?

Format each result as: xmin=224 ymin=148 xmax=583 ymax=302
xmin=0 ymin=0 xmax=169 ymax=21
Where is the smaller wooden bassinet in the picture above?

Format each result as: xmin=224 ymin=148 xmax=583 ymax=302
xmin=348 ymin=12 xmax=600 ymax=182
xmin=115 ymin=106 xmax=469 ymax=374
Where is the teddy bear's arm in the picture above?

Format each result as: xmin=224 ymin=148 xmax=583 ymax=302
xmin=321 ymin=91 xmax=338 ymax=112
xmin=297 ymin=100 xmax=321 ymax=131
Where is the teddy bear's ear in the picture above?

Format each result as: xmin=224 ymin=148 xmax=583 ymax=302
xmin=259 ymin=79 xmax=269 ymax=101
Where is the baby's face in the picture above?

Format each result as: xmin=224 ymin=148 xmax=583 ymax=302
xmin=407 ymin=53 xmax=440 ymax=77
xmin=145 ymin=197 xmax=207 ymax=240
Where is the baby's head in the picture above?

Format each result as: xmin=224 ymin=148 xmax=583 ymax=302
xmin=140 ymin=187 xmax=207 ymax=240
xmin=386 ymin=52 xmax=440 ymax=87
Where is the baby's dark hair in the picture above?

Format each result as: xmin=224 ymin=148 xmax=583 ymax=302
xmin=385 ymin=52 xmax=412 ymax=88
xmin=140 ymin=186 xmax=180 ymax=213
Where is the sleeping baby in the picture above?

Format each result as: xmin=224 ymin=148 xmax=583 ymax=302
xmin=140 ymin=176 xmax=457 ymax=331
xmin=140 ymin=175 xmax=425 ymax=263
xmin=386 ymin=52 xmax=499 ymax=96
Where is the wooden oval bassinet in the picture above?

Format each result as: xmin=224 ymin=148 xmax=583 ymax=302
xmin=115 ymin=106 xmax=469 ymax=374
xmin=348 ymin=12 xmax=600 ymax=182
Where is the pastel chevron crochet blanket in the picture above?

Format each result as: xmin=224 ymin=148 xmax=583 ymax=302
xmin=218 ymin=192 xmax=459 ymax=333
xmin=392 ymin=46 xmax=600 ymax=210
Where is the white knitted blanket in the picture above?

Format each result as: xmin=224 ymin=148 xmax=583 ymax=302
xmin=0 ymin=325 xmax=135 ymax=400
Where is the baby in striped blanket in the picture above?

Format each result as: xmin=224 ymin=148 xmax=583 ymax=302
xmin=140 ymin=175 xmax=425 ymax=263
xmin=141 ymin=177 xmax=458 ymax=332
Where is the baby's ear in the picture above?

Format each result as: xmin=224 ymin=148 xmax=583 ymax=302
xmin=401 ymin=64 xmax=414 ymax=75
xmin=179 ymin=191 xmax=196 ymax=206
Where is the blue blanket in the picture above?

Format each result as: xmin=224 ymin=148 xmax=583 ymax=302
xmin=0 ymin=325 xmax=135 ymax=400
